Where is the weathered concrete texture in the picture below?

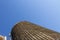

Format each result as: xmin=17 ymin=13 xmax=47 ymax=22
xmin=11 ymin=21 xmax=60 ymax=40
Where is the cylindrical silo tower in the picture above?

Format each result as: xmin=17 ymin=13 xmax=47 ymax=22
xmin=11 ymin=21 xmax=60 ymax=40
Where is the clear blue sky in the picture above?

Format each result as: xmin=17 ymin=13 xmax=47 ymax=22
xmin=0 ymin=0 xmax=60 ymax=36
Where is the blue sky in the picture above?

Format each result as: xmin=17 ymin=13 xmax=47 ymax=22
xmin=0 ymin=0 xmax=60 ymax=36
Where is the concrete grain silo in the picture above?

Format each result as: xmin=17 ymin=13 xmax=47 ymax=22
xmin=11 ymin=21 xmax=60 ymax=40
xmin=0 ymin=35 xmax=6 ymax=40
